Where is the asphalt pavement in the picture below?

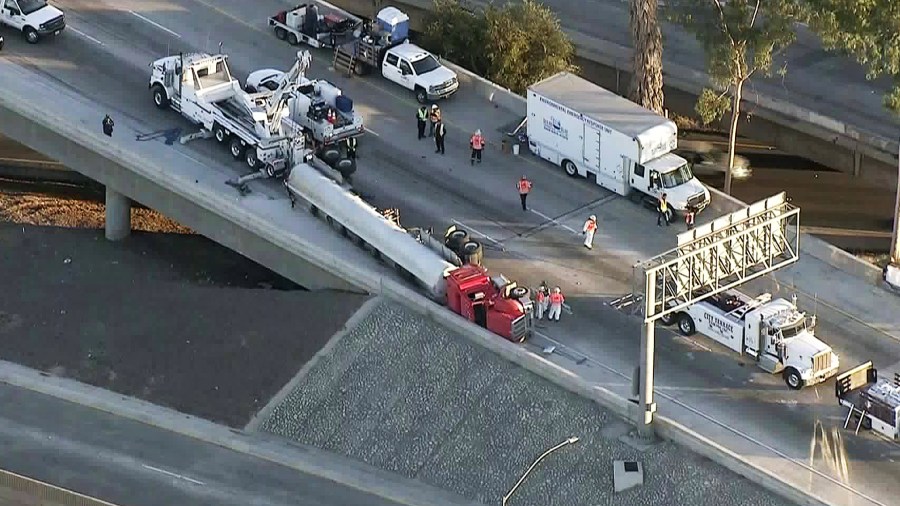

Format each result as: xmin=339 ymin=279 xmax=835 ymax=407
xmin=0 ymin=381 xmax=428 ymax=506
xmin=3 ymin=1 xmax=900 ymax=505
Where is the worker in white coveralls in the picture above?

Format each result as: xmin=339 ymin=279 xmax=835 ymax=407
xmin=547 ymin=287 xmax=565 ymax=321
xmin=582 ymin=215 xmax=598 ymax=249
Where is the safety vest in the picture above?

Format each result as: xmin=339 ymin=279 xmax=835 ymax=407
xmin=471 ymin=134 xmax=484 ymax=150
xmin=347 ymin=137 xmax=357 ymax=148
xmin=417 ymin=108 xmax=428 ymax=121
xmin=536 ymin=291 xmax=545 ymax=302
xmin=435 ymin=123 xmax=445 ymax=137
xmin=659 ymin=199 xmax=668 ymax=213
xmin=517 ymin=179 xmax=532 ymax=194
xmin=549 ymin=293 xmax=564 ymax=305
xmin=584 ymin=220 xmax=597 ymax=233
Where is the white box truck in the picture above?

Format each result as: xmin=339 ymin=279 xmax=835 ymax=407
xmin=660 ymin=290 xmax=840 ymax=389
xmin=527 ymin=72 xmax=710 ymax=215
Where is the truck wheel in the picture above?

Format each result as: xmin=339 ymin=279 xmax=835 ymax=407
xmin=245 ymin=147 xmax=259 ymax=168
xmin=320 ymin=146 xmax=342 ymax=165
xmin=415 ymin=87 xmax=427 ymax=104
xmin=677 ymin=314 xmax=695 ymax=336
xmin=659 ymin=312 xmax=676 ymax=326
xmin=783 ymin=368 xmax=803 ymax=390
xmin=265 ymin=164 xmax=276 ymax=177
xmin=562 ymin=159 xmax=578 ymax=177
xmin=334 ymin=158 xmax=356 ymax=177
xmin=274 ymin=27 xmax=287 ymax=40
xmin=152 ymin=85 xmax=169 ymax=108
xmin=445 ymin=229 xmax=469 ymax=251
xmin=461 ymin=240 xmax=483 ymax=266
xmin=213 ymin=123 xmax=229 ymax=143
xmin=861 ymin=416 xmax=872 ymax=430
xmin=229 ymin=137 xmax=245 ymax=159
xmin=287 ymin=33 xmax=299 ymax=46
xmin=23 ymin=27 xmax=39 ymax=44
xmin=510 ymin=286 xmax=528 ymax=299
xmin=353 ymin=63 xmax=368 ymax=76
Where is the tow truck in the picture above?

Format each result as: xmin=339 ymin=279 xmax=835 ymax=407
xmin=0 ymin=0 xmax=65 ymax=44
xmin=332 ymin=7 xmax=458 ymax=104
xmin=836 ymin=362 xmax=900 ymax=440
xmin=268 ymin=1 xmax=361 ymax=49
xmin=283 ymin=162 xmax=533 ymax=342
xmin=149 ymin=50 xmax=311 ymax=173
xmin=660 ymin=290 xmax=840 ymax=389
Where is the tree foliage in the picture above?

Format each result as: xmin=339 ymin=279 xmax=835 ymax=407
xmin=665 ymin=0 xmax=800 ymax=193
xmin=422 ymin=0 xmax=576 ymax=94
xmin=629 ymin=0 xmax=665 ymax=113
xmin=800 ymin=0 xmax=900 ymax=114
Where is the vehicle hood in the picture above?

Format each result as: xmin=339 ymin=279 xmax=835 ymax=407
xmin=664 ymin=178 xmax=709 ymax=210
xmin=26 ymin=4 xmax=64 ymax=25
xmin=419 ymin=65 xmax=456 ymax=85
xmin=788 ymin=332 xmax=832 ymax=358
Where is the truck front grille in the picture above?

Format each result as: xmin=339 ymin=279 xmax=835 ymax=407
xmin=813 ymin=352 xmax=830 ymax=374
xmin=511 ymin=313 xmax=529 ymax=342
xmin=41 ymin=15 xmax=65 ymax=31
xmin=687 ymin=192 xmax=707 ymax=209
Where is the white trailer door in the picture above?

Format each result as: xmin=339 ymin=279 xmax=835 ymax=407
xmin=583 ymin=123 xmax=601 ymax=171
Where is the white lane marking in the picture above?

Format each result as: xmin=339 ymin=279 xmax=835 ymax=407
xmin=69 ymin=27 xmax=104 ymax=46
xmin=531 ymin=331 xmax=887 ymax=505
xmin=529 ymin=208 xmax=578 ymax=234
xmin=129 ymin=11 xmax=182 ymax=39
xmin=451 ymin=219 xmax=502 ymax=246
xmin=142 ymin=464 xmax=205 ymax=485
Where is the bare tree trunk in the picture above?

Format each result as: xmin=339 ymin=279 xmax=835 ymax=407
xmin=629 ymin=0 xmax=665 ymax=114
xmin=724 ymin=79 xmax=745 ymax=195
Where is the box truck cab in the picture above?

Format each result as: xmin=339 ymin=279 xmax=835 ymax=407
xmin=527 ymin=72 xmax=709 ymax=215
xmin=0 ymin=0 xmax=65 ymax=44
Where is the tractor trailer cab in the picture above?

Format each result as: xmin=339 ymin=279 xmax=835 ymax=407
xmin=0 ymin=0 xmax=65 ymax=44
xmin=527 ymin=72 xmax=709 ymax=215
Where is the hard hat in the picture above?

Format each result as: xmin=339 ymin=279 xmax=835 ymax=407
xmin=521 ymin=174 xmax=527 ymax=179
xmin=589 ymin=215 xmax=596 ymax=221
xmin=431 ymin=104 xmax=438 ymax=110
xmin=475 ymin=129 xmax=481 ymax=135
xmin=554 ymin=287 xmax=561 ymax=293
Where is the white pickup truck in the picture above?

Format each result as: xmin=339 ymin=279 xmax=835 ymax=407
xmin=333 ymin=7 xmax=458 ymax=104
xmin=0 ymin=0 xmax=65 ymax=44
xmin=660 ymin=290 xmax=840 ymax=389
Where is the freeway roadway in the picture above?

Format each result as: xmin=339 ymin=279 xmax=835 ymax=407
xmin=2 ymin=1 xmax=900 ymax=505
xmin=0 ymin=382 xmax=428 ymax=506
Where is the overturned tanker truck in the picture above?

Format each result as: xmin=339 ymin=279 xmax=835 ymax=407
xmin=284 ymin=162 xmax=534 ymax=342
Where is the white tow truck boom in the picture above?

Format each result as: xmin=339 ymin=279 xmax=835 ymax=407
xmin=261 ymin=50 xmax=312 ymax=137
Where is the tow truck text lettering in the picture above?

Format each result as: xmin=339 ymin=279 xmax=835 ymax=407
xmin=704 ymin=312 xmax=734 ymax=336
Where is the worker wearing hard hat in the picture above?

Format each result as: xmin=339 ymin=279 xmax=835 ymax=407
xmin=534 ymin=284 xmax=549 ymax=320
xmin=582 ymin=215 xmax=598 ymax=249
xmin=517 ymin=175 xmax=533 ymax=211
xmin=547 ymin=287 xmax=565 ymax=321
xmin=429 ymin=104 xmax=441 ymax=137
xmin=470 ymin=129 xmax=485 ymax=165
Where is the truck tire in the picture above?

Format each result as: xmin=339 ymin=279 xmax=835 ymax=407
xmin=510 ymin=286 xmax=529 ymax=299
xmin=415 ymin=87 xmax=428 ymax=104
xmin=287 ymin=33 xmax=299 ymax=46
xmin=445 ymin=229 xmax=469 ymax=252
xmin=213 ymin=123 xmax=229 ymax=143
xmin=677 ymin=314 xmax=695 ymax=336
xmin=320 ymin=146 xmax=342 ymax=165
xmin=229 ymin=137 xmax=245 ymax=159
xmin=861 ymin=416 xmax=872 ymax=430
xmin=461 ymin=240 xmax=483 ymax=266
xmin=152 ymin=85 xmax=169 ymax=108
xmin=659 ymin=312 xmax=676 ymax=326
xmin=245 ymin=147 xmax=259 ymax=169
xmin=353 ymin=62 xmax=369 ymax=76
xmin=334 ymin=158 xmax=356 ymax=177
xmin=274 ymin=27 xmax=287 ymax=40
xmin=23 ymin=27 xmax=39 ymax=44
xmin=561 ymin=159 xmax=578 ymax=177
xmin=783 ymin=368 xmax=803 ymax=390
xmin=265 ymin=164 xmax=276 ymax=177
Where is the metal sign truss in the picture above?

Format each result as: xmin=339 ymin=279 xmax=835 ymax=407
xmin=640 ymin=192 xmax=800 ymax=323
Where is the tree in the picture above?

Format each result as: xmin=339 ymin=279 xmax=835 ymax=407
xmin=800 ymin=0 xmax=900 ymax=114
xmin=422 ymin=0 xmax=576 ymax=95
xmin=629 ymin=0 xmax=666 ymax=114
xmin=666 ymin=0 xmax=800 ymax=194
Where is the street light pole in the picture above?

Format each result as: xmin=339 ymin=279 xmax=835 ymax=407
xmin=502 ymin=436 xmax=580 ymax=506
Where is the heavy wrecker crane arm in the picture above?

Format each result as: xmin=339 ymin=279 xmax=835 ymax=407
xmin=265 ymin=50 xmax=312 ymax=137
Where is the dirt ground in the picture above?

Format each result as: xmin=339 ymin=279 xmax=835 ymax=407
xmin=0 ymin=209 xmax=369 ymax=427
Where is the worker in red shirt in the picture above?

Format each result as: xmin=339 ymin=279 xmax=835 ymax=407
xmin=547 ymin=287 xmax=565 ymax=321
xmin=470 ymin=129 xmax=485 ymax=165
xmin=534 ymin=284 xmax=548 ymax=319
xmin=582 ymin=215 xmax=597 ymax=249
xmin=517 ymin=175 xmax=533 ymax=211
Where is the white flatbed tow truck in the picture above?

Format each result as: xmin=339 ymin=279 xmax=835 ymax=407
xmin=661 ymin=289 xmax=840 ymax=389
xmin=836 ymin=361 xmax=900 ymax=440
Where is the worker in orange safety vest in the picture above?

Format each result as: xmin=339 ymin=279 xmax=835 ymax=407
xmin=582 ymin=215 xmax=597 ymax=250
xmin=470 ymin=129 xmax=485 ymax=165
xmin=534 ymin=284 xmax=549 ymax=319
xmin=547 ymin=287 xmax=565 ymax=321
xmin=517 ymin=175 xmax=533 ymax=211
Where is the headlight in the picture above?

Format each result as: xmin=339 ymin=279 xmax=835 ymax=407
xmin=429 ymin=85 xmax=437 ymax=93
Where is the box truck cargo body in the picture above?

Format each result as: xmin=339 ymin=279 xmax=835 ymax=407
xmin=527 ymin=72 xmax=709 ymax=214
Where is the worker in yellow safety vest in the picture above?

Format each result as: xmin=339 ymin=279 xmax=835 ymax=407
xmin=548 ymin=287 xmax=565 ymax=321
xmin=657 ymin=193 xmax=671 ymax=227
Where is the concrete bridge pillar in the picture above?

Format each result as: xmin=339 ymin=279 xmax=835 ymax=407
xmin=105 ymin=187 xmax=131 ymax=241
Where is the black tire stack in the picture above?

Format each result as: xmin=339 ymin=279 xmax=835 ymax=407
xmin=318 ymin=145 xmax=356 ymax=179
xmin=444 ymin=228 xmax=483 ymax=267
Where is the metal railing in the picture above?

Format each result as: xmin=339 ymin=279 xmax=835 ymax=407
xmin=0 ymin=468 xmax=123 ymax=506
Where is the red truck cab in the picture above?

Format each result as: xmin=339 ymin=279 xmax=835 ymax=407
xmin=445 ymin=264 xmax=532 ymax=342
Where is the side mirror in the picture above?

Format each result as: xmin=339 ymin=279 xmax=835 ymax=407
xmin=9 ymin=7 xmax=20 ymax=15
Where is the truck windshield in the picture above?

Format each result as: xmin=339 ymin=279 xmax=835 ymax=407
xmin=411 ymin=55 xmax=441 ymax=75
xmin=659 ymin=163 xmax=694 ymax=189
xmin=780 ymin=320 xmax=806 ymax=339
xmin=19 ymin=0 xmax=48 ymax=15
